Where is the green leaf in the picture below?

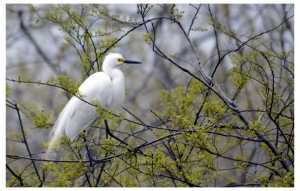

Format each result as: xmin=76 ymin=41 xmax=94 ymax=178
xmin=18 ymin=76 xmax=21 ymax=84
xmin=6 ymin=84 xmax=11 ymax=97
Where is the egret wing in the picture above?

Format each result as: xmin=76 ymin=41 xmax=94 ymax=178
xmin=65 ymin=72 xmax=113 ymax=140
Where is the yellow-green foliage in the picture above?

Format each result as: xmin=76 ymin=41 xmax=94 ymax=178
xmin=142 ymin=32 xmax=153 ymax=45
xmin=47 ymin=75 xmax=81 ymax=97
xmin=255 ymin=171 xmax=294 ymax=187
xmin=168 ymin=4 xmax=185 ymax=20
xmin=42 ymin=160 xmax=87 ymax=187
xmin=6 ymin=84 xmax=11 ymax=97
xmin=269 ymin=171 xmax=294 ymax=187
xmin=228 ymin=53 xmax=251 ymax=89
xmin=17 ymin=104 xmax=55 ymax=129
xmin=209 ymin=17 xmax=226 ymax=33
xmin=6 ymin=165 xmax=42 ymax=187
xmin=159 ymin=80 xmax=204 ymax=130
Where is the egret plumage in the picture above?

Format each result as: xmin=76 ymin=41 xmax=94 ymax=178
xmin=45 ymin=53 xmax=141 ymax=158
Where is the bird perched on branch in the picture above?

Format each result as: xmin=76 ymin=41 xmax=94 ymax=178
xmin=45 ymin=53 xmax=142 ymax=158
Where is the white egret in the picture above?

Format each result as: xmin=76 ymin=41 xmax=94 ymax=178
xmin=45 ymin=53 xmax=141 ymax=158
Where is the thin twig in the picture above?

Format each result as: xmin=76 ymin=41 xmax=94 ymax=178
xmin=15 ymin=103 xmax=41 ymax=179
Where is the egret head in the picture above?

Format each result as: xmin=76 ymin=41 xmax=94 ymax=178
xmin=103 ymin=53 xmax=141 ymax=69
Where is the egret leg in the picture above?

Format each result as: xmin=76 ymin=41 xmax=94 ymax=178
xmin=104 ymin=120 xmax=128 ymax=146
xmin=104 ymin=120 xmax=144 ymax=155
xmin=82 ymin=130 xmax=94 ymax=167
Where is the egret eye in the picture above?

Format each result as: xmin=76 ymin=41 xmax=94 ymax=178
xmin=118 ymin=59 xmax=123 ymax=62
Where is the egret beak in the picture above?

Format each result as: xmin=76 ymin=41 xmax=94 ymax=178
xmin=124 ymin=60 xmax=142 ymax=64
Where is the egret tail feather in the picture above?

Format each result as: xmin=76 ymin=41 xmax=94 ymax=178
xmin=44 ymin=99 xmax=74 ymax=159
